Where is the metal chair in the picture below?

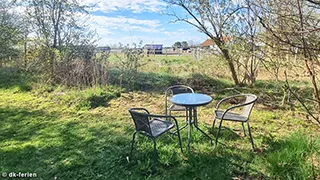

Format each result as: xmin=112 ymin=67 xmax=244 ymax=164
xmin=212 ymin=94 xmax=257 ymax=150
xmin=165 ymin=85 xmax=195 ymax=129
xmin=128 ymin=108 xmax=183 ymax=172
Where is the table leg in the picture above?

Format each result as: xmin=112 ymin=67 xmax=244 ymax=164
xmin=193 ymin=107 xmax=213 ymax=145
xmin=194 ymin=123 xmax=213 ymax=145
xmin=187 ymin=107 xmax=213 ymax=149
xmin=187 ymin=107 xmax=192 ymax=149
xmin=193 ymin=108 xmax=198 ymax=130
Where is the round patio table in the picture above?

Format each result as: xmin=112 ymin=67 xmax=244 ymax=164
xmin=170 ymin=93 xmax=213 ymax=149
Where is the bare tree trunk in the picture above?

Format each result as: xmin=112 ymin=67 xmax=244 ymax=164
xmin=223 ymin=49 xmax=239 ymax=85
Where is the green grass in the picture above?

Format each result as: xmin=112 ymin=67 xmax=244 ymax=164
xmin=250 ymin=132 xmax=319 ymax=179
xmin=31 ymin=84 xmax=122 ymax=111
xmin=0 ymin=61 xmax=320 ymax=179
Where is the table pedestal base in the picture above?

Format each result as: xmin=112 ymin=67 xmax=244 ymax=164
xmin=186 ymin=107 xmax=213 ymax=149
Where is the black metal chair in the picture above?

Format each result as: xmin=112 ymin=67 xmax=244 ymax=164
xmin=128 ymin=108 xmax=183 ymax=172
xmin=165 ymin=85 xmax=195 ymax=129
xmin=212 ymin=94 xmax=257 ymax=150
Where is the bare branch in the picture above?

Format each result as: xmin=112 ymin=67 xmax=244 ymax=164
xmin=284 ymin=71 xmax=320 ymax=124
xmin=306 ymin=0 xmax=320 ymax=5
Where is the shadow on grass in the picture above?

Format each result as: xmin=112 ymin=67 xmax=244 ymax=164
xmin=0 ymin=106 xmax=132 ymax=179
xmin=0 ymin=108 xmax=58 ymax=142
xmin=109 ymin=69 xmax=234 ymax=94
xmin=124 ymin=133 xmax=238 ymax=179
xmin=109 ymin=68 xmax=314 ymax=110
xmin=208 ymin=126 xmax=242 ymax=141
xmin=0 ymin=106 xmax=259 ymax=179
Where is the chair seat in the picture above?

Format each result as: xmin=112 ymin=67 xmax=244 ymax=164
xmin=169 ymin=104 xmax=186 ymax=111
xmin=214 ymin=110 xmax=248 ymax=122
xmin=150 ymin=118 xmax=175 ymax=137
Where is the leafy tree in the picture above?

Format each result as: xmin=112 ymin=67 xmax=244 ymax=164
xmin=24 ymin=0 xmax=97 ymax=81
xmin=0 ymin=0 xmax=22 ymax=64
xmin=25 ymin=0 xmax=90 ymax=49
xmin=181 ymin=41 xmax=188 ymax=49
xmin=173 ymin=41 xmax=182 ymax=48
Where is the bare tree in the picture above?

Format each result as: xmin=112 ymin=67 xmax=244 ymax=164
xmin=249 ymin=0 xmax=320 ymax=123
xmin=164 ymin=0 xmax=245 ymax=85
xmin=232 ymin=0 xmax=261 ymax=85
xmin=26 ymin=0 xmax=90 ymax=49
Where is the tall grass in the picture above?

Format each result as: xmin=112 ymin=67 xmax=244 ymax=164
xmin=32 ymin=84 xmax=122 ymax=111
xmin=252 ymin=132 xmax=319 ymax=179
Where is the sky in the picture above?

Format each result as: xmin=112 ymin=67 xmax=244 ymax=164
xmin=81 ymin=0 xmax=207 ymax=47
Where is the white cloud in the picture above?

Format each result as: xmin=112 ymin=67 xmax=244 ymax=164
xmin=88 ymin=15 xmax=163 ymax=45
xmin=163 ymin=29 xmax=187 ymax=37
xmin=89 ymin=15 xmax=161 ymax=33
xmin=81 ymin=0 xmax=166 ymax=13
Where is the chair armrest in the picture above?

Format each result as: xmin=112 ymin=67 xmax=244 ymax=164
xmin=215 ymin=94 xmax=246 ymax=109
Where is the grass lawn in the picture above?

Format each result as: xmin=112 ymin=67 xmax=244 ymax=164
xmin=0 ymin=57 xmax=320 ymax=179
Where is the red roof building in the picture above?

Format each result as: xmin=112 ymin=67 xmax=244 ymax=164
xmin=200 ymin=37 xmax=232 ymax=47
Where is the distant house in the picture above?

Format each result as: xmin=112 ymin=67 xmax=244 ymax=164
xmin=95 ymin=46 xmax=111 ymax=53
xmin=200 ymin=39 xmax=214 ymax=48
xmin=144 ymin=44 xmax=163 ymax=54
xmin=200 ymin=37 xmax=232 ymax=49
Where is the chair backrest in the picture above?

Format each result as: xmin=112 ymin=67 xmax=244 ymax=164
xmin=165 ymin=85 xmax=194 ymax=114
xmin=129 ymin=108 xmax=152 ymax=135
xmin=241 ymin=94 xmax=258 ymax=118
xmin=166 ymin=85 xmax=194 ymax=95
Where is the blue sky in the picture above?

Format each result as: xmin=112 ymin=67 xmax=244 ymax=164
xmin=82 ymin=0 xmax=207 ymax=47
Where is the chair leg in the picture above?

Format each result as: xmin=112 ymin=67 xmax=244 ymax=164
xmin=130 ymin=131 xmax=137 ymax=157
xmin=152 ymin=138 xmax=157 ymax=173
xmin=212 ymin=117 xmax=216 ymax=130
xmin=215 ymin=119 xmax=223 ymax=146
xmin=246 ymin=122 xmax=255 ymax=151
xmin=176 ymin=127 xmax=183 ymax=153
xmin=242 ymin=122 xmax=246 ymax=136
